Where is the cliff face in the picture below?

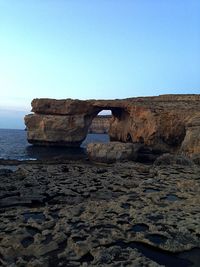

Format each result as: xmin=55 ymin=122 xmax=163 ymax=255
xmin=24 ymin=94 xmax=200 ymax=156
xmin=88 ymin=115 xmax=111 ymax=134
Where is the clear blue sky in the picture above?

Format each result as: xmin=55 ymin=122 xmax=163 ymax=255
xmin=0 ymin=0 xmax=199 ymax=128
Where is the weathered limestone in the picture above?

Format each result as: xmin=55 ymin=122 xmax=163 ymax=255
xmin=24 ymin=95 xmax=200 ymax=156
xmin=87 ymin=142 xmax=141 ymax=163
xmin=88 ymin=115 xmax=111 ymax=134
xmin=1 ymin=160 xmax=200 ymax=265
xmin=25 ymin=113 xmax=92 ymax=146
xmin=180 ymin=115 xmax=200 ymax=155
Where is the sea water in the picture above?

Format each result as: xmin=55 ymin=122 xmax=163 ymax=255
xmin=0 ymin=129 xmax=109 ymax=160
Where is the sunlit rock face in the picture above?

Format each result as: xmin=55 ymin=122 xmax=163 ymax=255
xmin=24 ymin=113 xmax=92 ymax=147
xmin=180 ymin=115 xmax=200 ymax=155
xmin=24 ymin=95 xmax=200 ymax=155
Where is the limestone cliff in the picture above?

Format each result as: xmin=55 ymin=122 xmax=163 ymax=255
xmin=24 ymin=94 xmax=200 ymax=156
xmin=88 ymin=115 xmax=111 ymax=134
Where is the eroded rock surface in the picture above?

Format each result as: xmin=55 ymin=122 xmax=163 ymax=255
xmin=25 ymin=95 xmax=200 ymax=156
xmin=88 ymin=115 xmax=111 ymax=134
xmin=25 ymin=114 xmax=91 ymax=146
xmin=87 ymin=142 xmax=141 ymax=163
xmin=0 ymin=160 xmax=200 ymax=266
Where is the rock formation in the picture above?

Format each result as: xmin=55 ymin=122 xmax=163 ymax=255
xmin=87 ymin=142 xmax=141 ymax=163
xmin=24 ymin=94 xmax=200 ymax=156
xmin=1 ymin=160 xmax=200 ymax=265
xmin=88 ymin=115 xmax=111 ymax=134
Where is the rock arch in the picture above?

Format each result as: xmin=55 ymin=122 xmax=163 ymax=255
xmin=24 ymin=95 xmax=200 ymax=156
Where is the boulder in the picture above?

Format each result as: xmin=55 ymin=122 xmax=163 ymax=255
xmin=153 ymin=153 xmax=194 ymax=166
xmin=86 ymin=142 xmax=141 ymax=163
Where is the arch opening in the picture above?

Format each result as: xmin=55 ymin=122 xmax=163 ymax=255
xmin=82 ymin=110 xmax=112 ymax=147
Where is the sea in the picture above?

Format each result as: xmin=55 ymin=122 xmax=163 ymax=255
xmin=0 ymin=129 xmax=109 ymax=161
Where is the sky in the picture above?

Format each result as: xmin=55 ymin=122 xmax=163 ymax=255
xmin=0 ymin=0 xmax=199 ymax=129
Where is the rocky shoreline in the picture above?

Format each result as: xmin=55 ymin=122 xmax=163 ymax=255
xmin=0 ymin=157 xmax=200 ymax=266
